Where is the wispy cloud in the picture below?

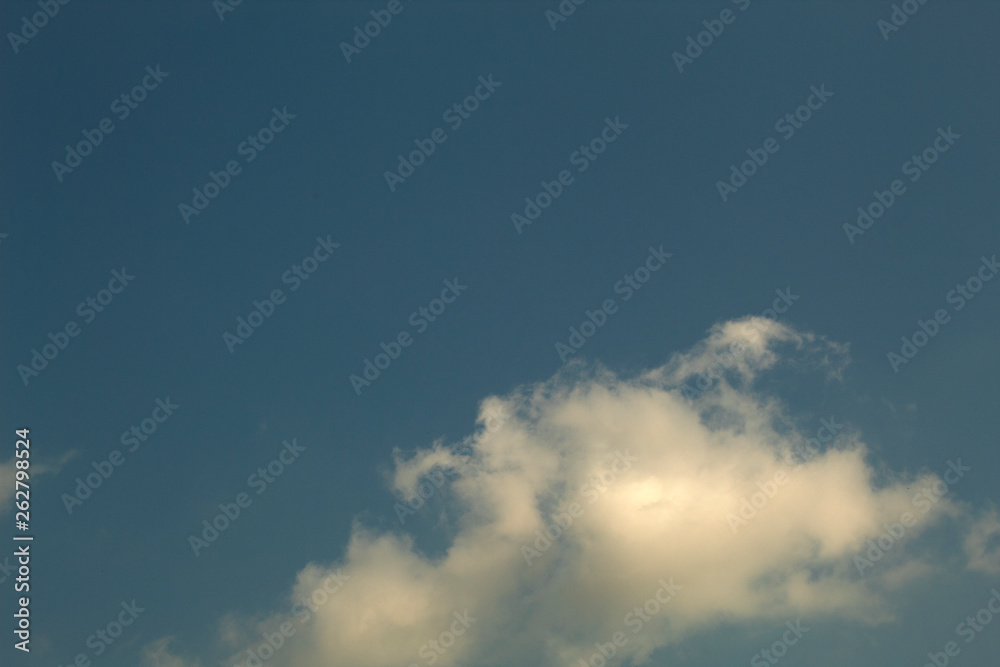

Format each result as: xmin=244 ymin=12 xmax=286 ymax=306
xmin=1 ymin=449 xmax=76 ymax=515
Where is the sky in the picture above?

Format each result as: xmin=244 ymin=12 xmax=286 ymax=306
xmin=1 ymin=1 xmax=999 ymax=666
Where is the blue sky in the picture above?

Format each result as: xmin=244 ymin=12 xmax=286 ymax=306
xmin=2 ymin=1 xmax=999 ymax=667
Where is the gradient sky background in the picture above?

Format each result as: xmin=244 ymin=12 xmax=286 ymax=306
xmin=2 ymin=1 xmax=999 ymax=666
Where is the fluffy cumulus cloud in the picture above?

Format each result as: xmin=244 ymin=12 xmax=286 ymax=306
xmin=146 ymin=317 xmax=998 ymax=667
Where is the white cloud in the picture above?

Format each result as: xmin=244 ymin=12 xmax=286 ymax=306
xmin=140 ymin=637 xmax=201 ymax=667
xmin=145 ymin=317 xmax=983 ymax=667
xmin=0 ymin=449 xmax=76 ymax=515
xmin=964 ymin=506 xmax=1000 ymax=574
